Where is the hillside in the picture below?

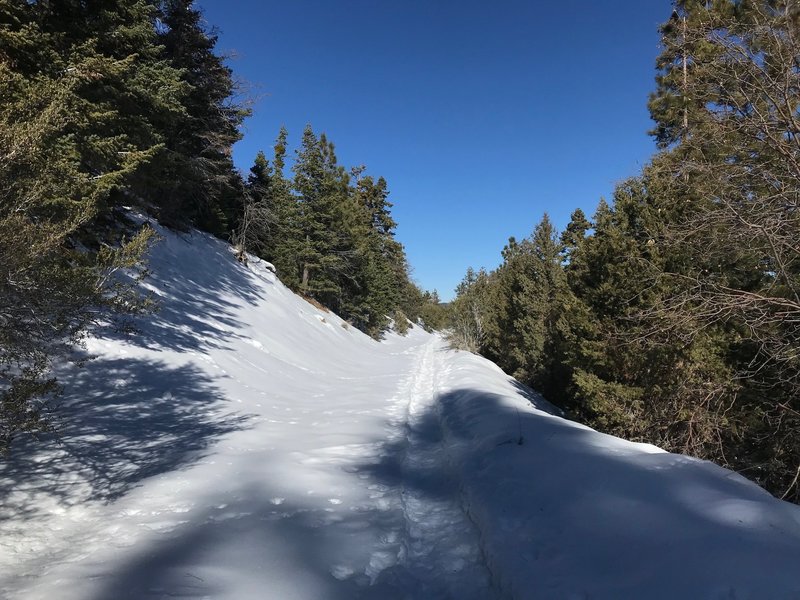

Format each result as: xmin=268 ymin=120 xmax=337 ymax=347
xmin=2 ymin=219 xmax=800 ymax=600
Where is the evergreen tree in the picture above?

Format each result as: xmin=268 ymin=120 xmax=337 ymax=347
xmin=417 ymin=289 xmax=448 ymax=332
xmin=293 ymin=125 xmax=326 ymax=294
xmin=233 ymin=150 xmax=272 ymax=260
xmin=449 ymin=267 xmax=492 ymax=352
xmin=497 ymin=214 xmax=570 ymax=396
xmin=560 ymin=208 xmax=591 ymax=265
xmin=646 ymin=0 xmax=800 ymax=500
xmin=442 ymin=0 xmax=800 ymax=504
xmin=151 ymin=0 xmax=249 ymax=234
xmin=292 ymin=125 xmax=352 ymax=307
xmin=235 ymin=126 xmax=415 ymax=338
xmin=0 ymin=0 xmax=169 ymax=451
xmin=267 ymin=127 xmax=302 ymax=288
xmin=348 ymin=174 xmax=406 ymax=335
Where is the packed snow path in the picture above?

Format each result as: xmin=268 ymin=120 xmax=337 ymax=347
xmin=0 ymin=334 xmax=496 ymax=599
xmin=3 ymin=221 xmax=800 ymax=599
xmin=387 ymin=337 xmax=493 ymax=597
xmin=0 ymin=221 xmax=497 ymax=599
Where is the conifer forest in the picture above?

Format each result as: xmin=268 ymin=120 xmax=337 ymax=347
xmin=1 ymin=0 xmax=799 ymax=510
xmin=448 ymin=2 xmax=800 ymax=502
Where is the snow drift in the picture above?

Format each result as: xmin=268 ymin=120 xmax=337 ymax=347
xmin=1 ymin=218 xmax=799 ymax=599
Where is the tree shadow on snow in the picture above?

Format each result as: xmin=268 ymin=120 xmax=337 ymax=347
xmin=432 ymin=388 xmax=800 ymax=576
xmin=75 ymin=409 xmax=493 ymax=599
xmin=95 ymin=230 xmax=271 ymax=354
xmin=82 ymin=492 xmax=421 ymax=600
xmin=352 ymin=409 xmax=460 ymax=505
xmin=0 ymin=357 xmax=252 ymax=521
xmin=508 ymin=379 xmax=565 ymax=417
xmin=15 ymin=382 xmax=798 ymax=598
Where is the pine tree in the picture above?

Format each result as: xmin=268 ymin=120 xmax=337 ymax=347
xmin=646 ymin=0 xmax=800 ymax=500
xmin=505 ymin=214 xmax=568 ymax=393
xmin=564 ymin=190 xmax=657 ymax=434
xmin=235 ymin=126 xmax=415 ymax=336
xmin=292 ymin=125 xmax=351 ymax=305
xmin=0 ymin=0 xmax=168 ymax=451
xmin=234 ymin=150 xmax=272 ymax=260
xmin=267 ymin=127 xmax=302 ymax=287
xmin=449 ymin=267 xmax=492 ymax=352
xmin=152 ymin=0 xmax=249 ymax=234
xmin=560 ymin=208 xmax=591 ymax=266
xmin=347 ymin=173 xmax=406 ymax=335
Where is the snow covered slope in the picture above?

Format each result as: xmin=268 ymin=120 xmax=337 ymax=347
xmin=1 ymin=219 xmax=800 ymax=599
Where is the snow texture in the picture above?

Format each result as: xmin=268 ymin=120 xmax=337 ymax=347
xmin=1 ymin=219 xmax=799 ymax=599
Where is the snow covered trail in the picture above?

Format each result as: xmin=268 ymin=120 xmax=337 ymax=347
xmin=0 ymin=339 xmax=495 ymax=600
xmin=0 ymin=221 xmax=496 ymax=599
xmin=3 ymin=220 xmax=800 ymax=599
xmin=377 ymin=336 xmax=495 ymax=598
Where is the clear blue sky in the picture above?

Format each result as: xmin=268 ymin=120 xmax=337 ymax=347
xmin=197 ymin=0 xmax=670 ymax=301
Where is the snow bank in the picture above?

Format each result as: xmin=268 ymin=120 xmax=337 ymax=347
xmin=437 ymin=349 xmax=800 ymax=599
xmin=2 ymin=216 xmax=800 ymax=599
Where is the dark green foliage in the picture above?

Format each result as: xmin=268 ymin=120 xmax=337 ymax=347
xmin=449 ymin=0 xmax=800 ymax=503
xmin=347 ymin=174 xmax=409 ymax=336
xmin=644 ymin=0 xmax=800 ymax=500
xmin=448 ymin=267 xmax=492 ymax=353
xmin=0 ymin=0 xmax=184 ymax=451
xmin=147 ymin=0 xmax=249 ymax=235
xmin=1 ymin=2 xmax=426 ymax=457
xmin=2 ymin=0 xmax=186 ymax=221
xmin=416 ymin=290 xmax=449 ymax=332
xmin=448 ymin=215 xmax=578 ymax=404
xmin=235 ymin=126 xmax=419 ymax=339
xmin=292 ymin=126 xmax=346 ymax=303
xmin=0 ymin=0 xmax=251 ymax=453
xmin=560 ymin=208 xmax=590 ymax=265
xmin=232 ymin=150 xmax=272 ymax=261
xmin=247 ymin=127 xmax=303 ymax=289
xmin=0 ymin=0 xmax=423 ymax=458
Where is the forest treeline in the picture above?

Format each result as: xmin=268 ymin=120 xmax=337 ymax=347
xmin=0 ymin=0 xmax=435 ymax=452
xmin=448 ymin=0 xmax=800 ymax=502
xmin=233 ymin=124 xmax=438 ymax=337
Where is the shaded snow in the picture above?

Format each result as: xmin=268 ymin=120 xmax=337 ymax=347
xmin=0 ymin=221 xmax=494 ymax=600
xmin=436 ymin=355 xmax=800 ymax=599
xmin=1 ymin=219 xmax=799 ymax=599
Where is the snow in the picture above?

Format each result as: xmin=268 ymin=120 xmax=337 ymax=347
xmin=436 ymin=355 xmax=800 ymax=599
xmin=1 ymin=219 xmax=800 ymax=599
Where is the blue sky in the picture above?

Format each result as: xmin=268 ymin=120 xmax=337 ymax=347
xmin=197 ymin=0 xmax=670 ymax=300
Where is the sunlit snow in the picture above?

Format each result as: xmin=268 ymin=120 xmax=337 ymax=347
xmin=1 ymin=219 xmax=799 ymax=599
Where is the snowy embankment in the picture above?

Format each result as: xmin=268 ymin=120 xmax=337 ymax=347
xmin=1 ymin=218 xmax=799 ymax=599
xmin=436 ymin=354 xmax=800 ymax=599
